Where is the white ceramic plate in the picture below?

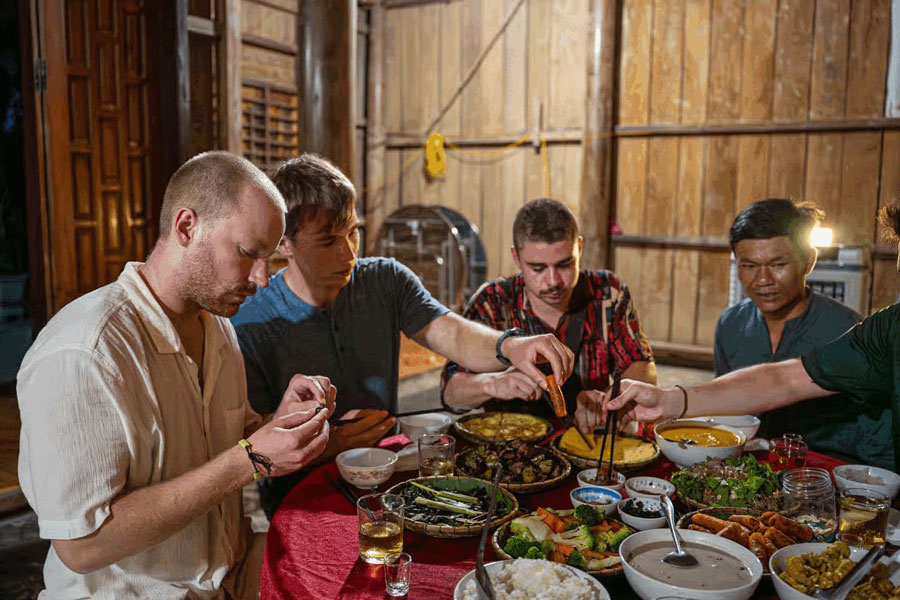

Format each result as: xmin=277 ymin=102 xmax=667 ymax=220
xmin=886 ymin=507 xmax=900 ymax=546
xmin=394 ymin=443 xmax=419 ymax=472
xmin=453 ymin=560 xmax=610 ymax=600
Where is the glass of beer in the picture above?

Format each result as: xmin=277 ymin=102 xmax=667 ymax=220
xmin=357 ymin=493 xmax=405 ymax=564
xmin=418 ymin=434 xmax=455 ymax=477
xmin=769 ymin=436 xmax=808 ymax=470
xmin=838 ymin=487 xmax=889 ymax=548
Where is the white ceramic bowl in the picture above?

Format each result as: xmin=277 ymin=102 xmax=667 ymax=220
xmin=624 ymin=476 xmax=676 ymax=500
xmin=620 ymin=529 xmax=763 ymax=600
xmin=769 ymin=542 xmax=900 ymax=600
xmin=577 ymin=468 xmax=626 ymax=492
xmin=833 ymin=464 xmax=900 ymax=500
xmin=617 ymin=498 xmax=666 ymax=531
xmin=398 ymin=412 xmax=453 ymax=441
xmin=336 ymin=448 xmax=398 ymax=489
xmin=654 ymin=419 xmax=746 ymax=467
xmin=570 ymin=486 xmax=622 ymax=516
xmin=453 ymin=560 xmax=611 ymax=600
xmin=696 ymin=415 xmax=761 ymax=440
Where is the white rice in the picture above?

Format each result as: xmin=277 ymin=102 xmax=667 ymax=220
xmin=462 ymin=559 xmax=595 ymax=600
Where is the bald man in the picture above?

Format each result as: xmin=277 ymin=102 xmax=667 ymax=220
xmin=17 ymin=151 xmax=335 ymax=599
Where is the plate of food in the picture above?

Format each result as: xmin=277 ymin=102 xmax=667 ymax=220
xmin=455 ymin=439 xmax=571 ymax=494
xmin=771 ymin=541 xmax=900 ymax=599
xmin=453 ymin=559 xmax=610 ymax=600
xmin=551 ymin=428 xmax=659 ymax=471
xmin=675 ymin=507 xmax=818 ymax=575
xmin=385 ymin=475 xmax=518 ymax=538
xmin=453 ymin=412 xmax=552 ymax=444
xmin=492 ymin=504 xmax=634 ymax=578
xmin=670 ymin=454 xmax=787 ymax=511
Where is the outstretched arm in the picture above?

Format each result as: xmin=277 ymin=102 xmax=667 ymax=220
xmin=412 ymin=312 xmax=574 ymax=390
xmin=605 ymin=358 xmax=833 ymax=428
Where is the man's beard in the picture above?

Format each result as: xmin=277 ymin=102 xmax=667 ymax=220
xmin=180 ymin=245 xmax=256 ymax=317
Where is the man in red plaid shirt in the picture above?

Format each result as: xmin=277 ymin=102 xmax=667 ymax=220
xmin=441 ymin=198 xmax=657 ymax=432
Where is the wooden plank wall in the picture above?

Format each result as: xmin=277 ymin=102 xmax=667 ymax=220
xmin=377 ymin=0 xmax=590 ymax=281
xmin=373 ymin=0 xmax=899 ymax=358
xmin=615 ymin=0 xmax=898 ymax=351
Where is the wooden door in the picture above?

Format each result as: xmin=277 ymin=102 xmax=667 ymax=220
xmin=40 ymin=0 xmax=162 ymax=313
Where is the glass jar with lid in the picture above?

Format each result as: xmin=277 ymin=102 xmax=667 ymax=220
xmin=782 ymin=467 xmax=836 ymax=540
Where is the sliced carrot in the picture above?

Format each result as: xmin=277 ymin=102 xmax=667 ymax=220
xmin=556 ymin=542 xmax=576 ymax=557
xmin=549 ymin=549 xmax=566 ymax=564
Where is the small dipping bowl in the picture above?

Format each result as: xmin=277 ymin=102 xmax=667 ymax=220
xmin=336 ymin=448 xmax=398 ymax=489
xmin=624 ymin=476 xmax=676 ymax=501
xmin=577 ymin=468 xmax=626 ymax=492
xmin=570 ymin=486 xmax=622 ymax=517
xmin=618 ymin=498 xmax=666 ymax=531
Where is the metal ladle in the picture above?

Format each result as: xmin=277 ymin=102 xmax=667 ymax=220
xmin=661 ymin=495 xmax=698 ymax=567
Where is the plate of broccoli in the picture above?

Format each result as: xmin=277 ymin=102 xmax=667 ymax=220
xmin=492 ymin=504 xmax=634 ymax=577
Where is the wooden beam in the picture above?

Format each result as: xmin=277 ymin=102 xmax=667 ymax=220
xmin=365 ymin=2 xmax=385 ymax=254
xmin=241 ymin=33 xmax=298 ymax=55
xmin=611 ymin=234 xmax=732 ymax=252
xmin=616 ymin=118 xmax=900 ymax=137
xmin=219 ymin=0 xmax=242 ymax=154
xmin=298 ymin=0 xmax=355 ymax=177
xmin=579 ymin=0 xmax=619 ymax=270
xmin=384 ymin=130 xmax=582 ymax=148
xmin=186 ymin=15 xmax=217 ymax=37
xmin=155 ymin=0 xmax=190 ymax=168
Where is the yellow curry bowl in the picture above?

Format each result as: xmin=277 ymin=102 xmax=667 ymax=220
xmin=653 ymin=419 xmax=746 ymax=468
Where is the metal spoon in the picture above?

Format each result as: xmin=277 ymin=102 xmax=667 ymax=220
xmin=661 ymin=495 xmax=698 ymax=567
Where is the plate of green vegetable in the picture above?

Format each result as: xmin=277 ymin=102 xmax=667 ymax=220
xmin=670 ymin=455 xmax=786 ymax=511
xmin=492 ymin=504 xmax=634 ymax=578
xmin=385 ymin=475 xmax=518 ymax=538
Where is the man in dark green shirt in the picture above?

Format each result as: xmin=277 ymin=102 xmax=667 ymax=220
xmin=605 ymin=202 xmax=900 ymax=473
xmin=715 ymin=199 xmax=893 ymax=468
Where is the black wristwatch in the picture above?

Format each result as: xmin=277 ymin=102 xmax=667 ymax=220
xmin=495 ymin=327 xmax=526 ymax=366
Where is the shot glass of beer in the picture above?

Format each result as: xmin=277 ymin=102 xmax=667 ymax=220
xmin=418 ymin=434 xmax=455 ymax=477
xmin=838 ymin=487 xmax=889 ymax=548
xmin=357 ymin=493 xmax=405 ymax=564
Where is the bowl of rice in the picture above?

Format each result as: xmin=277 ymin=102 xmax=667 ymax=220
xmin=454 ymin=559 xmax=610 ymax=600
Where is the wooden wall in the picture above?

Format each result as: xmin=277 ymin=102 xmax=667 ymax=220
xmin=614 ymin=0 xmax=899 ymax=351
xmin=374 ymin=0 xmax=591 ymax=281
xmin=371 ymin=0 xmax=900 ymax=357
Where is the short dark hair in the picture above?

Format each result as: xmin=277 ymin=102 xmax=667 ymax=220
xmin=270 ymin=153 xmax=356 ymax=239
xmin=512 ymin=198 xmax=579 ymax=250
xmin=159 ymin=151 xmax=283 ymax=238
xmin=878 ymin=200 xmax=900 ymax=242
xmin=729 ymin=198 xmax=824 ymax=258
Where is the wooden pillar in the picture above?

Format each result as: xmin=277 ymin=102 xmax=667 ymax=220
xmin=365 ymin=2 xmax=385 ymax=253
xmin=219 ymin=0 xmax=242 ymax=154
xmin=579 ymin=0 xmax=619 ymax=270
xmin=155 ymin=0 xmax=190 ymax=173
xmin=298 ymin=0 xmax=356 ymax=177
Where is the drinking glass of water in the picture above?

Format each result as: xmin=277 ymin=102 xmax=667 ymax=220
xmin=383 ymin=552 xmax=412 ymax=597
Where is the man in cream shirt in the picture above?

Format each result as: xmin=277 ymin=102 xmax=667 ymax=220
xmin=17 ymin=151 xmax=335 ymax=599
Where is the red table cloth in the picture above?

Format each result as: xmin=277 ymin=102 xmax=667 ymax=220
xmin=259 ymin=438 xmax=847 ymax=600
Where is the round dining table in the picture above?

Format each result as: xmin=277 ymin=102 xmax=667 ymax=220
xmin=259 ymin=433 xmax=849 ymax=599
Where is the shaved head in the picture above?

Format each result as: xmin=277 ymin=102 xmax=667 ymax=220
xmin=158 ymin=151 xmax=286 ymax=240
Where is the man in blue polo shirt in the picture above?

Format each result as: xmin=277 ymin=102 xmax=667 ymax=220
xmin=715 ymin=199 xmax=892 ymax=467
xmin=231 ymin=154 xmax=574 ymax=516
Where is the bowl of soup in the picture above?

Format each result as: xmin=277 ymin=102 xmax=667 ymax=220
xmin=653 ymin=419 xmax=746 ymax=467
xmin=620 ymin=528 xmax=763 ymax=600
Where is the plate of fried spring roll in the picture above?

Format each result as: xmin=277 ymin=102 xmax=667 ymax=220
xmin=675 ymin=507 xmax=817 ymax=575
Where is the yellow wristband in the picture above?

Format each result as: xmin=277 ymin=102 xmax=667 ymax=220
xmin=238 ymin=438 xmax=262 ymax=481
